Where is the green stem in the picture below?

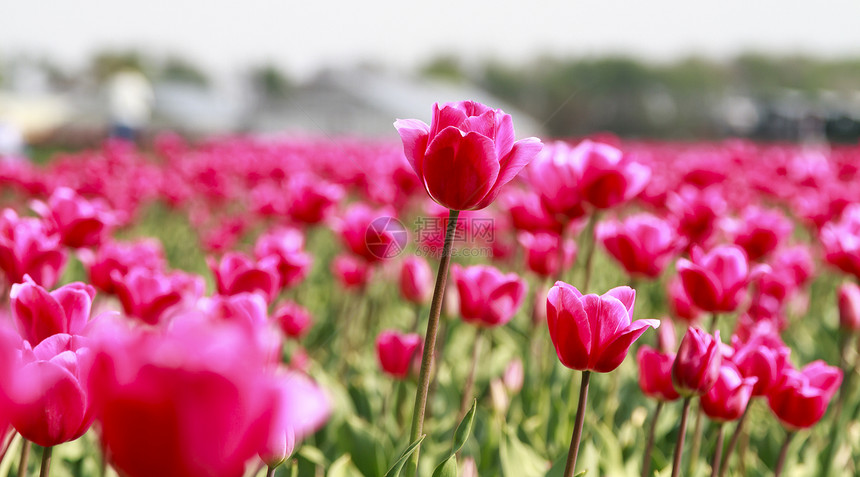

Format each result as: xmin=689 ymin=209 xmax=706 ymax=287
xmin=719 ymin=400 xmax=751 ymax=477
xmin=39 ymin=447 xmax=52 ymax=477
xmin=563 ymin=371 xmax=591 ymax=477
xmin=819 ymin=331 xmax=856 ymax=477
xmin=459 ymin=328 xmax=485 ymax=419
xmin=688 ymin=402 xmax=704 ymax=475
xmin=266 ymin=465 xmax=276 ymax=477
xmin=774 ymin=431 xmax=795 ymax=477
xmin=710 ymin=424 xmax=724 ymax=477
xmin=709 ymin=313 xmax=719 ymax=333
xmin=405 ymin=209 xmax=460 ymax=477
xmin=17 ymin=440 xmax=29 ymax=477
xmin=641 ymin=401 xmax=664 ymax=477
xmin=671 ymin=397 xmax=692 ymax=477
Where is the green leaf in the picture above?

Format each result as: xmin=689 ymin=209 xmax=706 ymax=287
xmin=384 ymin=434 xmax=426 ymax=477
xmin=574 ymin=471 xmax=587 ymax=477
xmin=452 ymin=399 xmax=477 ymax=454
xmin=298 ymin=445 xmax=328 ymax=467
xmin=431 ymin=455 xmax=459 ymax=477
xmin=343 ymin=416 xmax=387 ymax=477
xmin=328 ymin=455 xmax=363 ymax=477
xmin=500 ymin=426 xmax=549 ymax=477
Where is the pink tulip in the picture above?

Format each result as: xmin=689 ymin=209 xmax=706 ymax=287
xmin=254 ymin=227 xmax=312 ymax=290
xmin=821 ymin=203 xmax=860 ymax=279
xmin=31 ymin=187 xmax=117 ymax=248
xmin=576 ymin=140 xmax=651 ymax=209
xmin=260 ymin=371 xmax=330 ymax=467
xmin=518 ymin=231 xmax=577 ymax=279
xmin=198 ymin=293 xmax=269 ymax=328
xmin=376 ymin=330 xmax=422 ymax=379
xmin=597 ymin=213 xmax=680 ymax=279
xmin=10 ymin=277 xmax=95 ymax=346
xmin=700 ymin=362 xmax=757 ymax=422
xmin=676 ymin=245 xmax=752 ymax=313
xmin=453 ymin=264 xmax=527 ymax=328
xmin=399 ymin=256 xmax=433 ymax=304
xmin=667 ymin=276 xmax=704 ymax=324
xmin=839 ymin=282 xmax=860 ymax=331
xmin=395 ymin=100 xmax=542 ymax=211
xmin=502 ymin=189 xmax=564 ymax=234
xmin=656 ymin=316 xmax=677 ymax=353
xmin=113 ymin=268 xmax=204 ymax=325
xmin=331 ymin=254 xmax=371 ymax=290
xmin=767 ymin=361 xmax=842 ymax=430
xmin=666 ymin=185 xmax=726 ymax=249
xmin=672 ymin=327 xmax=722 ymax=397
xmin=0 ymin=209 xmax=66 ymax=288
xmin=334 ymin=203 xmax=401 ymax=263
xmin=730 ymin=330 xmax=791 ymax=397
xmin=728 ymin=206 xmax=793 ymax=262
xmin=637 ymin=346 xmax=680 ymax=402
xmin=80 ymin=239 xmax=167 ymax=294
xmin=209 ymin=252 xmax=281 ymax=303
xmin=273 ymin=301 xmax=313 ymax=339
xmin=503 ymin=359 xmax=524 ymax=393
xmin=8 ymin=333 xmax=94 ymax=447
xmin=547 ymin=282 xmax=659 ymax=372
xmin=285 ymin=173 xmax=345 ymax=225
xmin=526 ymin=141 xmax=587 ymax=220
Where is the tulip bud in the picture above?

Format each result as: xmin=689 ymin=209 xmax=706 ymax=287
xmin=700 ymin=363 xmax=757 ymax=422
xmin=376 ymin=330 xmax=422 ymax=379
xmin=838 ymin=282 xmax=860 ymax=331
xmin=273 ymin=301 xmax=313 ymax=339
xmin=637 ymin=346 xmax=680 ymax=402
xmin=503 ymin=359 xmax=524 ymax=394
xmin=399 ymin=256 xmax=433 ymax=304
xmin=672 ymin=328 xmax=721 ymax=397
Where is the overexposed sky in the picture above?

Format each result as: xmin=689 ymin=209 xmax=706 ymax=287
xmin=3 ymin=0 xmax=860 ymax=78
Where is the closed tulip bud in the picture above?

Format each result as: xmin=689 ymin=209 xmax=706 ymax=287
xmin=672 ymin=328 xmax=722 ymax=397
xmin=395 ymin=101 xmax=542 ymax=211
xmin=547 ymin=282 xmax=659 ymax=373
xmin=376 ymin=330 xmax=422 ymax=379
xmin=453 ymin=264 xmax=527 ymax=328
xmin=637 ymin=346 xmax=680 ymax=402
xmin=838 ymin=282 xmax=860 ymax=331
xmin=399 ymin=256 xmax=433 ymax=304
xmin=503 ymin=358 xmax=524 ymax=394
xmin=700 ymin=362 xmax=757 ymax=422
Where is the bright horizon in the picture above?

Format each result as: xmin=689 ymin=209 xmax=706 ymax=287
xmin=4 ymin=0 xmax=860 ymax=79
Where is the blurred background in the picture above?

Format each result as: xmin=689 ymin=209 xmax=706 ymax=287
xmin=2 ymin=0 xmax=860 ymax=156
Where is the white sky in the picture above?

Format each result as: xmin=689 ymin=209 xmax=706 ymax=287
xmin=3 ymin=0 xmax=860 ymax=79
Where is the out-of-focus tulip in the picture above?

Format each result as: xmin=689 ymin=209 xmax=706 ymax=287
xmin=637 ymin=346 xmax=680 ymax=402
xmin=667 ymin=276 xmax=703 ymax=324
xmin=838 ymin=282 xmax=860 ymax=331
xmin=10 ymin=277 xmax=95 ymax=346
xmin=376 ymin=330 xmax=422 ymax=379
xmin=285 ymin=173 xmax=344 ymax=225
xmin=821 ymin=203 xmax=860 ymax=279
xmin=8 ymin=334 xmax=94 ymax=447
xmin=656 ymin=316 xmax=677 ymax=353
xmin=677 ymin=245 xmax=752 ymax=313
xmin=332 ymin=254 xmax=371 ymax=290
xmin=727 ymin=206 xmax=793 ymax=262
xmin=666 ymin=185 xmax=726 ymax=249
xmin=575 ymin=140 xmax=650 ymax=210
xmin=700 ymin=362 xmax=757 ymax=422
xmin=254 ymin=227 xmax=312 ymax=290
xmin=672 ymin=327 xmax=722 ymax=397
xmin=113 ymin=268 xmax=205 ymax=325
xmin=273 ymin=301 xmax=313 ymax=339
xmin=0 ymin=209 xmax=66 ymax=288
xmin=334 ymin=203 xmax=401 ymax=263
xmin=399 ymin=256 xmax=433 ymax=305
xmin=518 ymin=231 xmax=577 ymax=279
xmin=597 ymin=213 xmax=680 ymax=279
xmin=547 ymin=282 xmax=659 ymax=372
xmin=503 ymin=358 xmax=524 ymax=393
xmin=80 ymin=239 xmax=166 ymax=294
xmin=260 ymin=370 xmax=330 ymax=468
xmin=527 ymin=141 xmax=586 ymax=220
xmin=502 ymin=189 xmax=564 ymax=234
xmin=209 ymin=252 xmax=281 ymax=303
xmin=453 ymin=264 xmax=527 ymax=328
xmin=767 ymin=361 xmax=842 ymax=430
xmin=198 ymin=293 xmax=269 ymax=328
xmin=395 ymin=100 xmax=542 ymax=211
xmin=730 ymin=330 xmax=791 ymax=397
xmin=31 ymin=187 xmax=117 ymax=248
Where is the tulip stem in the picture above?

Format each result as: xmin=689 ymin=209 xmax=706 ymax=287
xmin=687 ymin=403 xmax=704 ymax=475
xmin=641 ymin=401 xmax=664 ymax=477
xmin=405 ymin=208 xmax=460 ymax=477
xmin=710 ymin=424 xmax=724 ymax=477
xmin=774 ymin=431 xmax=795 ymax=477
xmin=563 ymin=370 xmax=591 ymax=477
xmin=459 ymin=328 xmax=485 ymax=419
xmin=17 ymin=440 xmax=29 ymax=477
xmin=709 ymin=313 xmax=719 ymax=333
xmin=719 ymin=400 xmax=750 ymax=477
xmin=820 ymin=331 xmax=856 ymax=477
xmin=39 ymin=447 xmax=51 ymax=477
xmin=671 ymin=397 xmax=692 ymax=477
xmin=265 ymin=465 xmax=276 ymax=477
xmin=581 ymin=213 xmax=599 ymax=292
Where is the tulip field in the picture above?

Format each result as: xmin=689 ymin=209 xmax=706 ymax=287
xmin=0 ymin=101 xmax=859 ymax=477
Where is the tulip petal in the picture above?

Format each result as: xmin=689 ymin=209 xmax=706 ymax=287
xmin=394 ymin=119 xmax=430 ymax=180
xmin=474 ymin=138 xmax=542 ymax=210
xmin=594 ymin=319 xmax=660 ymax=373
xmin=423 ymin=128 xmax=499 ymax=210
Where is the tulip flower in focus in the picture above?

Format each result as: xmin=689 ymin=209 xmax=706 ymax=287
xmin=453 ymin=264 xmax=527 ymax=328
xmin=11 ymin=277 xmax=95 ymax=346
xmin=547 ymin=282 xmax=659 ymax=373
xmin=672 ymin=327 xmax=722 ymax=397
xmin=376 ymin=330 xmax=422 ymax=379
xmin=113 ymin=268 xmax=205 ymax=325
xmin=767 ymin=360 xmax=842 ymax=430
xmin=80 ymin=239 xmax=167 ymax=294
xmin=394 ymin=100 xmax=542 ymax=211
xmin=727 ymin=206 xmax=793 ymax=262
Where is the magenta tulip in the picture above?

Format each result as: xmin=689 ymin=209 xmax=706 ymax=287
xmin=394 ymin=100 xmax=542 ymax=211
xmin=597 ymin=213 xmax=680 ymax=279
xmin=730 ymin=328 xmax=791 ymax=397
xmin=518 ymin=231 xmax=577 ymax=279
xmin=453 ymin=264 xmax=527 ymax=328
xmin=399 ymin=256 xmax=433 ymax=305
xmin=821 ymin=203 xmax=860 ymax=279
xmin=637 ymin=346 xmax=680 ymax=402
xmin=11 ymin=277 xmax=95 ymax=346
xmin=254 ymin=227 xmax=312 ymax=290
xmin=376 ymin=330 xmax=422 ymax=379
xmin=547 ymin=282 xmax=659 ymax=373
xmin=700 ymin=362 xmax=757 ymax=422
xmin=676 ymin=245 xmax=752 ymax=313
xmin=331 ymin=254 xmax=371 ymax=290
xmin=81 ymin=239 xmax=166 ymax=294
xmin=31 ymin=187 xmax=117 ymax=249
xmin=672 ymin=327 xmax=722 ymax=397
xmin=767 ymin=361 xmax=842 ymax=430
xmin=273 ymin=301 xmax=313 ymax=339
xmin=113 ymin=268 xmax=204 ymax=325
xmin=838 ymin=282 xmax=860 ymax=331
xmin=729 ymin=206 xmax=793 ymax=262
xmin=0 ymin=209 xmax=66 ymax=288
xmin=209 ymin=252 xmax=281 ymax=303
